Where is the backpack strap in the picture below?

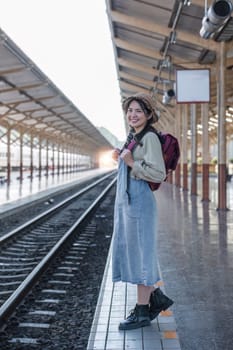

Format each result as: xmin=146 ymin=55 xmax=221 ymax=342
xmin=124 ymin=125 xmax=159 ymax=153
xmin=122 ymin=125 xmax=160 ymax=200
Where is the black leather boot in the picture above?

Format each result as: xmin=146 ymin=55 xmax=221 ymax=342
xmin=149 ymin=288 xmax=174 ymax=320
xmin=119 ymin=304 xmax=150 ymax=330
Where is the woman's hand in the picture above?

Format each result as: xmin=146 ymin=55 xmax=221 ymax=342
xmin=112 ymin=148 xmax=121 ymax=161
xmin=120 ymin=149 xmax=134 ymax=168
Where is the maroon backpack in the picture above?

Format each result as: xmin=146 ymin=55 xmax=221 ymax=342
xmin=127 ymin=129 xmax=180 ymax=191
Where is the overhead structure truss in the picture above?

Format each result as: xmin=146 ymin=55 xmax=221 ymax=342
xmin=0 ymin=28 xmax=112 ymax=155
xmin=106 ymin=0 xmax=233 ymax=142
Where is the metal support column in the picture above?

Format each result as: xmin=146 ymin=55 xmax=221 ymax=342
xmin=57 ymin=144 xmax=60 ymax=176
xmin=182 ymin=104 xmax=188 ymax=191
xmin=30 ymin=134 xmax=33 ymax=181
xmin=217 ymin=42 xmax=227 ymax=210
xmin=62 ymin=145 xmax=65 ymax=174
xmin=46 ymin=140 xmax=49 ymax=177
xmin=66 ymin=148 xmax=69 ymax=173
xmin=72 ymin=146 xmax=75 ymax=172
xmin=75 ymin=148 xmax=78 ymax=171
xmin=71 ymin=146 xmax=74 ymax=172
xmin=7 ymin=128 xmax=11 ymax=185
xmin=19 ymin=130 xmax=23 ymax=183
xmin=201 ymin=103 xmax=210 ymax=201
xmin=190 ymin=104 xmax=197 ymax=195
xmin=175 ymin=105 xmax=181 ymax=187
xmin=38 ymin=136 xmax=42 ymax=179
xmin=52 ymin=144 xmax=55 ymax=176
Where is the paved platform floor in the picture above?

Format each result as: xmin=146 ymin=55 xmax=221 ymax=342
xmin=87 ymin=180 xmax=233 ymax=350
xmin=87 ymin=252 xmax=180 ymax=350
xmin=156 ymin=183 xmax=233 ymax=350
xmin=1 ymin=171 xmax=233 ymax=349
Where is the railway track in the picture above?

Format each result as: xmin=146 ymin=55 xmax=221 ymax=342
xmin=0 ymin=170 xmax=115 ymax=236
xmin=0 ymin=172 xmax=116 ymax=347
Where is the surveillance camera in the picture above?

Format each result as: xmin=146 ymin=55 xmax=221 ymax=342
xmin=162 ymin=89 xmax=175 ymax=105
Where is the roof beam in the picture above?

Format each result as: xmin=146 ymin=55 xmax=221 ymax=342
xmin=115 ymin=38 xmax=163 ymax=62
xmin=118 ymin=58 xmax=173 ymax=81
xmin=110 ymin=10 xmax=219 ymax=51
xmin=0 ymin=67 xmax=28 ymax=75
xmin=0 ymin=82 xmax=45 ymax=94
xmin=115 ymin=38 xmax=192 ymax=67
xmin=115 ymin=38 xmax=213 ymax=69
xmin=120 ymin=80 xmax=149 ymax=95
xmin=2 ymin=95 xmax=57 ymax=107
xmin=119 ymin=71 xmax=154 ymax=89
xmin=191 ymin=0 xmax=205 ymax=7
xmin=118 ymin=57 xmax=159 ymax=75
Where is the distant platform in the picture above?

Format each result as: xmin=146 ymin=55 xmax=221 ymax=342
xmin=0 ymin=168 xmax=113 ymax=214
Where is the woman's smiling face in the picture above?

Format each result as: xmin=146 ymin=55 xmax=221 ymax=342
xmin=126 ymin=100 xmax=150 ymax=133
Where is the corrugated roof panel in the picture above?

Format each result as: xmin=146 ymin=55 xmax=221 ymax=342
xmin=106 ymin=0 xmax=233 ymax=140
xmin=0 ymin=28 xmax=112 ymax=152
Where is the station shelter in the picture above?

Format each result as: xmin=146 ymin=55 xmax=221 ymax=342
xmin=106 ymin=0 xmax=233 ymax=210
xmin=0 ymin=27 xmax=112 ymax=188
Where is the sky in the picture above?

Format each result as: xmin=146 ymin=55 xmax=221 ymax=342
xmin=0 ymin=0 xmax=126 ymax=141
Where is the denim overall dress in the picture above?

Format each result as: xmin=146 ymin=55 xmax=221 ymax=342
xmin=112 ymin=157 xmax=160 ymax=286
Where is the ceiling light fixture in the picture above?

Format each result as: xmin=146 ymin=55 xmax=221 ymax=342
xmin=200 ymin=0 xmax=233 ymax=39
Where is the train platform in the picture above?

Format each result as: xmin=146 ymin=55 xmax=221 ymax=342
xmin=0 ymin=168 xmax=110 ymax=215
xmin=87 ymin=180 xmax=233 ymax=350
xmin=87 ymin=248 xmax=180 ymax=350
xmin=1 ymin=171 xmax=233 ymax=349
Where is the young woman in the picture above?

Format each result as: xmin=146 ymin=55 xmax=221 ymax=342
xmin=112 ymin=93 xmax=173 ymax=331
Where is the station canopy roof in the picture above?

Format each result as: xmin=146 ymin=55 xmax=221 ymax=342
xmin=106 ymin=0 xmax=233 ymax=143
xmin=0 ymin=28 xmax=112 ymax=154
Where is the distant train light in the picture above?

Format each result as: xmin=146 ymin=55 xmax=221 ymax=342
xmin=99 ymin=151 xmax=116 ymax=169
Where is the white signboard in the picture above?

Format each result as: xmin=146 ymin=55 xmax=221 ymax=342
xmin=176 ymin=69 xmax=210 ymax=103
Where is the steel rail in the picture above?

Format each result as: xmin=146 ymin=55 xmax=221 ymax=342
xmin=0 ymin=171 xmax=115 ymax=245
xmin=0 ymin=176 xmax=116 ymax=328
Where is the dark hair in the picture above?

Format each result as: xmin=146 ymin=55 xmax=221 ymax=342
xmin=123 ymin=97 xmax=149 ymax=115
xmin=123 ymin=98 xmax=154 ymax=124
xmin=122 ymin=93 xmax=159 ymax=123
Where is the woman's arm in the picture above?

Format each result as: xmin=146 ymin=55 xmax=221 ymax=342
xmin=130 ymin=132 xmax=166 ymax=183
